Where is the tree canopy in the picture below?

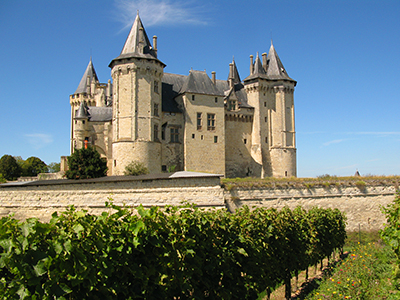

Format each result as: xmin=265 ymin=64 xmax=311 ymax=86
xmin=65 ymin=146 xmax=108 ymax=179
xmin=21 ymin=156 xmax=48 ymax=177
xmin=0 ymin=155 xmax=22 ymax=181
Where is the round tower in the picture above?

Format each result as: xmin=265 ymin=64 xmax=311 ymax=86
xmin=244 ymin=43 xmax=297 ymax=178
xmin=109 ymin=13 xmax=165 ymax=175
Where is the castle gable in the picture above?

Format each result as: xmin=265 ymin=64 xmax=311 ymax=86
xmin=179 ymin=70 xmax=223 ymax=96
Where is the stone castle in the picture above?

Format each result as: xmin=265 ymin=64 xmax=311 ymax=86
xmin=69 ymin=13 xmax=297 ymax=178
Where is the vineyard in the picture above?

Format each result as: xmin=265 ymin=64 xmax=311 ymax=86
xmin=0 ymin=203 xmax=346 ymax=299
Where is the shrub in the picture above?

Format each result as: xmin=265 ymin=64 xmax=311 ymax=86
xmin=21 ymin=156 xmax=48 ymax=176
xmin=65 ymin=146 xmax=107 ymax=179
xmin=124 ymin=161 xmax=149 ymax=176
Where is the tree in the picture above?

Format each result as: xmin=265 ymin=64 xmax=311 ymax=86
xmin=65 ymin=146 xmax=108 ymax=179
xmin=0 ymin=155 xmax=21 ymax=181
xmin=48 ymin=162 xmax=61 ymax=173
xmin=124 ymin=161 xmax=149 ymax=176
xmin=21 ymin=156 xmax=48 ymax=176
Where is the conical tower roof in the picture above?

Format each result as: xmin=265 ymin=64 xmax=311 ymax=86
xmin=109 ymin=12 xmax=165 ymax=68
xmin=253 ymin=53 xmax=266 ymax=76
xmin=228 ymin=58 xmax=241 ymax=84
xmin=74 ymin=59 xmax=99 ymax=94
xmin=265 ymin=42 xmax=295 ymax=82
xmin=75 ymin=101 xmax=89 ymax=119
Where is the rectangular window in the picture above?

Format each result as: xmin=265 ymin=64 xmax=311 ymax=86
xmin=214 ymin=136 xmax=218 ymax=143
xmin=264 ymin=102 xmax=267 ymax=107
xmin=192 ymin=95 xmax=195 ymax=101
xmin=265 ymin=137 xmax=268 ymax=143
xmin=154 ymin=81 xmax=159 ymax=94
xmin=207 ymin=113 xmax=216 ymax=131
xmin=244 ymin=138 xmax=247 ymax=144
xmin=154 ymin=103 xmax=159 ymax=117
xmin=197 ymin=113 xmax=202 ymax=130
xmin=192 ymin=134 xmax=195 ymax=139
xmin=170 ymin=127 xmax=179 ymax=143
xmin=153 ymin=124 xmax=159 ymax=141
xmin=215 ymin=97 xmax=218 ymax=103
xmin=265 ymin=116 xmax=268 ymax=122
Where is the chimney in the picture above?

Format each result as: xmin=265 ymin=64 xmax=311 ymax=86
xmin=107 ymin=79 xmax=112 ymax=98
xmin=250 ymin=55 xmax=254 ymax=75
xmin=153 ymin=35 xmax=158 ymax=57
xmin=138 ymin=27 xmax=145 ymax=54
xmin=262 ymin=52 xmax=267 ymax=72
xmin=229 ymin=63 xmax=234 ymax=88
xmin=211 ymin=71 xmax=216 ymax=84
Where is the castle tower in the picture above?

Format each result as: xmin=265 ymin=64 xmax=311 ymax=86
xmin=108 ymin=12 xmax=165 ymax=175
xmin=244 ymin=43 xmax=297 ymax=177
xmin=69 ymin=59 xmax=99 ymax=152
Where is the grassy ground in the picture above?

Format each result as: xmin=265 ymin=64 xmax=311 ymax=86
xmin=259 ymin=231 xmax=399 ymax=299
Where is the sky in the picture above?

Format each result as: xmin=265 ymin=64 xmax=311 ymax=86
xmin=0 ymin=0 xmax=399 ymax=178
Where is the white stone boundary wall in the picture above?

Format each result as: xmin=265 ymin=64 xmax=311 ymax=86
xmin=1 ymin=173 xmax=398 ymax=232
xmin=225 ymin=185 xmax=398 ymax=232
xmin=0 ymin=172 xmax=224 ymax=222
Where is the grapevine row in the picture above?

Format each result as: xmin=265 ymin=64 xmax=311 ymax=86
xmin=0 ymin=203 xmax=346 ymax=299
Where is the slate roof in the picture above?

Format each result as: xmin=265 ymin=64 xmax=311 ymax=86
xmin=74 ymin=103 xmax=112 ymax=122
xmin=244 ymin=42 xmax=296 ymax=84
xmin=160 ymin=68 xmax=252 ymax=110
xmin=109 ymin=13 xmax=165 ymax=68
xmin=87 ymin=107 xmax=112 ymax=122
xmin=74 ymin=59 xmax=99 ymax=94
xmin=179 ymin=70 xmax=224 ymax=96
xmin=266 ymin=43 xmax=295 ymax=82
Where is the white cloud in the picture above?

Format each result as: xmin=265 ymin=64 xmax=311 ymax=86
xmin=322 ymin=139 xmax=345 ymax=147
xmin=114 ymin=0 xmax=208 ymax=28
xmin=25 ymin=134 xmax=53 ymax=149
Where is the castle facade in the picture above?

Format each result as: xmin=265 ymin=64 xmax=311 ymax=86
xmin=69 ymin=13 xmax=297 ymax=178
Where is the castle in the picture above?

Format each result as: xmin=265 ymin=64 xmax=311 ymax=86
xmin=69 ymin=13 xmax=297 ymax=178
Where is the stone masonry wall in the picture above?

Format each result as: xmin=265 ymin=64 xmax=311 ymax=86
xmin=0 ymin=172 xmax=224 ymax=222
xmin=0 ymin=175 xmax=397 ymax=232
xmin=225 ymin=184 xmax=398 ymax=232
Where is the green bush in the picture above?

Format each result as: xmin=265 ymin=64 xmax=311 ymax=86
xmin=124 ymin=160 xmax=149 ymax=176
xmin=65 ymin=146 xmax=107 ymax=179
xmin=21 ymin=156 xmax=48 ymax=177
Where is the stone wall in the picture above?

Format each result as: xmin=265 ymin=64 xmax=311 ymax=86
xmin=0 ymin=174 xmax=398 ymax=232
xmin=0 ymin=172 xmax=224 ymax=222
xmin=225 ymin=184 xmax=398 ymax=232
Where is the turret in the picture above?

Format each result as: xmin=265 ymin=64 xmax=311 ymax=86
xmin=244 ymin=42 xmax=297 ymax=178
xmin=109 ymin=12 xmax=165 ymax=175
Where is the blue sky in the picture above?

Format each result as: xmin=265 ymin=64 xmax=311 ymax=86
xmin=1 ymin=0 xmax=399 ymax=178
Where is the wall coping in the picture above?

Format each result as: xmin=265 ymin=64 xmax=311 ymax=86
xmin=0 ymin=171 xmax=223 ymax=188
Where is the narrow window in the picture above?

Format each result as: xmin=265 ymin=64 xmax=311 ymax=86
xmin=114 ymin=160 xmax=117 ymax=167
xmin=161 ymin=123 xmax=167 ymax=140
xmin=244 ymin=139 xmax=247 ymax=144
xmin=153 ymin=124 xmax=159 ymax=141
xmin=192 ymin=95 xmax=195 ymax=101
xmin=154 ymin=81 xmax=159 ymax=94
xmin=154 ymin=103 xmax=159 ymax=117
xmin=285 ymin=171 xmax=288 ymax=177
xmin=264 ymin=102 xmax=267 ymax=107
xmin=201 ymin=135 xmax=204 ymax=140
xmin=197 ymin=113 xmax=202 ymax=130
xmin=207 ymin=113 xmax=216 ymax=130
xmin=265 ymin=137 xmax=268 ymax=143
xmin=215 ymin=97 xmax=218 ymax=103
xmin=192 ymin=134 xmax=195 ymax=139
xmin=265 ymin=116 xmax=268 ymax=122
xmin=214 ymin=136 xmax=218 ymax=143
xmin=162 ymin=165 xmax=167 ymax=172
xmin=170 ymin=127 xmax=179 ymax=143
